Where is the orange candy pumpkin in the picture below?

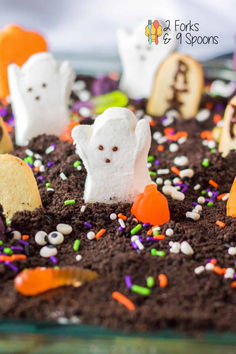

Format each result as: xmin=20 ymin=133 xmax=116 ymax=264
xmin=131 ymin=184 xmax=170 ymax=225
xmin=0 ymin=24 xmax=47 ymax=99
xmin=227 ymin=177 xmax=236 ymax=217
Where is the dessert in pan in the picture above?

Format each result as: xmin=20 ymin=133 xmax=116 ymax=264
xmin=0 ymin=24 xmax=235 ymax=335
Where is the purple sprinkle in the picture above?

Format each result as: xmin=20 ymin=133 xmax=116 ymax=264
xmin=38 ymin=176 xmax=45 ymax=181
xmin=5 ymin=261 xmax=19 ymax=272
xmin=118 ymin=226 xmax=124 ymax=231
xmin=161 ymin=116 xmax=167 ymax=122
xmin=142 ymin=222 xmax=150 ymax=227
xmin=27 ymin=163 xmax=33 ymax=168
xmin=84 ymin=222 xmax=92 ymax=228
xmin=50 ymin=256 xmax=58 ymax=264
xmin=0 ymin=108 xmax=8 ymax=117
xmin=154 ymin=160 xmax=160 ymax=165
xmin=73 ymin=101 xmax=93 ymax=111
xmin=193 ymin=202 xmax=199 ymax=206
xmin=125 ymin=275 xmax=132 ymax=289
xmin=138 ymin=236 xmax=144 ymax=242
xmin=215 ymin=103 xmax=224 ymax=111
xmin=18 ymin=240 xmax=29 ymax=246
xmin=146 ymin=237 xmax=159 ymax=242
xmin=51 ymin=144 xmax=56 ymax=149
xmin=131 ymin=242 xmax=138 ymax=250
xmin=206 ymin=259 xmax=211 ymax=263
xmin=234 ymin=273 xmax=236 ymax=279
xmin=47 ymin=161 xmax=54 ymax=167
xmin=0 ymin=246 xmax=3 ymax=251
xmin=10 ymin=246 xmax=24 ymax=251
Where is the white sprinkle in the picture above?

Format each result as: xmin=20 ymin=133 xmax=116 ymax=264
xmin=208 ymin=140 xmax=216 ymax=149
xmin=170 ymin=242 xmax=180 ymax=253
xmin=222 ymin=193 xmax=229 ymax=201
xmin=73 ymin=80 xmax=86 ymax=92
xmin=169 ymin=143 xmax=179 ymax=152
xmin=78 ymin=90 xmax=91 ymax=101
xmin=178 ymin=137 xmax=187 ymax=144
xmin=79 ymin=107 xmax=91 ymax=118
xmin=194 ymin=266 xmax=205 ymax=274
xmin=152 ymin=226 xmax=160 ymax=232
xmin=166 ymin=109 xmax=180 ymax=120
xmin=228 ymin=247 xmax=236 ymax=256
xmin=197 ymin=196 xmax=205 ymax=204
xmin=157 ymin=169 xmax=170 ymax=175
xmin=34 ymin=159 xmax=42 ymax=167
xmin=131 ymin=236 xmax=144 ymax=250
xmin=56 ymin=223 xmax=72 ymax=235
xmin=25 ymin=149 xmax=33 ymax=156
xmin=208 ymin=191 xmax=213 ymax=197
xmin=174 ymin=156 xmax=189 ymax=167
xmin=173 ymin=177 xmax=181 ymax=184
xmin=87 ymin=231 xmax=95 ymax=240
xmin=194 ymin=184 xmax=201 ymax=191
xmin=193 ymin=205 xmax=202 ymax=213
xmin=202 ymin=139 xmax=209 ymax=146
xmin=60 ymin=172 xmax=67 ymax=181
xmin=118 ymin=218 xmax=125 ymax=228
xmin=77 ymin=166 xmax=82 ymax=171
xmin=164 ymin=179 xmax=172 ymax=186
xmin=196 ymin=109 xmax=210 ymax=122
xmin=80 ymin=205 xmax=86 ymax=213
xmin=166 ymin=228 xmax=174 ymax=237
xmin=110 ymin=213 xmax=117 ymax=220
xmin=162 ymin=185 xmax=185 ymax=201
xmin=40 ymin=245 xmax=57 ymax=258
xmin=58 ymin=317 xmax=69 ymax=325
xmin=34 ymin=153 xmax=42 ymax=159
xmin=224 ymin=268 xmax=235 ymax=279
xmin=45 ymin=145 xmax=55 ymax=154
xmin=205 ymin=263 xmax=214 ymax=271
xmin=162 ymin=117 xmax=173 ymax=127
xmin=76 ymin=254 xmax=82 ymax=262
xmin=179 ymin=169 xmax=194 ymax=178
xmin=40 ymin=165 xmax=45 ymax=172
xmin=47 ymin=188 xmax=54 ymax=192
xmin=153 ymin=131 xmax=162 ymax=142
xmin=180 ymin=241 xmax=194 ymax=255
xmin=186 ymin=211 xmax=200 ymax=221
xmin=156 ymin=177 xmax=163 ymax=185
xmin=12 ymin=230 xmax=21 ymax=240
xmin=147 ymin=162 xmax=152 ymax=168
xmin=158 ymin=136 xmax=167 ymax=144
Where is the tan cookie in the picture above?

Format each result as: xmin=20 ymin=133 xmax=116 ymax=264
xmin=219 ymin=95 xmax=236 ymax=157
xmin=147 ymin=52 xmax=203 ymax=119
xmin=0 ymin=154 xmax=42 ymax=218
xmin=0 ymin=117 xmax=13 ymax=154
xmin=227 ymin=177 xmax=236 ymax=217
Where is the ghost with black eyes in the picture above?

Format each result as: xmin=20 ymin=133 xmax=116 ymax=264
xmin=8 ymin=52 xmax=75 ymax=146
xmin=72 ymin=107 xmax=152 ymax=203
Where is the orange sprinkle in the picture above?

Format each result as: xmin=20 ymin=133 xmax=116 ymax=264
xmin=147 ymin=228 xmax=153 ymax=236
xmin=209 ymin=179 xmax=218 ymax=188
xmin=213 ymin=114 xmax=222 ymax=124
xmin=171 ymin=166 xmax=180 ymax=176
xmin=112 ymin=291 xmax=135 ymax=311
xmin=157 ymin=145 xmax=164 ymax=152
xmin=216 ymin=220 xmax=225 ymax=228
xmin=201 ymin=130 xmax=213 ymax=140
xmin=118 ymin=213 xmax=127 ymax=221
xmin=206 ymin=102 xmax=213 ymax=110
xmin=0 ymin=255 xmax=11 ymax=262
xmin=153 ymin=234 xmax=165 ymax=240
xmin=149 ymin=119 xmax=155 ymax=127
xmin=34 ymin=166 xmax=41 ymax=172
xmin=11 ymin=254 xmax=26 ymax=261
xmin=158 ymin=274 xmax=168 ymax=288
xmin=217 ymin=193 xmax=227 ymax=200
xmin=3 ymin=122 xmax=13 ymax=132
xmin=213 ymin=266 xmax=226 ymax=275
xmin=210 ymin=259 xmax=217 ymax=265
xmin=95 ymin=228 xmax=106 ymax=239
xmin=176 ymin=131 xmax=188 ymax=139
xmin=22 ymin=234 xmax=30 ymax=240
xmin=231 ymin=281 xmax=236 ymax=288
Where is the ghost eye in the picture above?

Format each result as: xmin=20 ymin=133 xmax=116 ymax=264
xmin=42 ymin=83 xmax=47 ymax=88
xmin=27 ymin=87 xmax=33 ymax=92
xmin=98 ymin=145 xmax=104 ymax=151
xmin=112 ymin=146 xmax=118 ymax=152
xmin=48 ymin=231 xmax=64 ymax=245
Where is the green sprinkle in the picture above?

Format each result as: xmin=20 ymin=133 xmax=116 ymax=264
xmin=54 ymin=266 xmax=59 ymax=270
xmin=151 ymin=248 xmax=158 ymax=256
xmin=202 ymin=158 xmax=209 ymax=167
xmin=131 ymin=224 xmax=142 ymax=235
xmin=0 ymin=241 xmax=3 ymax=246
xmin=6 ymin=219 xmax=11 ymax=225
xmin=147 ymin=155 xmax=155 ymax=163
xmin=3 ymin=247 xmax=13 ymax=255
xmin=201 ymin=190 xmax=206 ymax=195
xmin=149 ymin=171 xmax=157 ymax=177
xmin=64 ymin=200 xmax=75 ymax=206
xmin=73 ymin=160 xmax=81 ymax=168
xmin=24 ymin=156 xmax=33 ymax=164
xmin=131 ymin=284 xmax=150 ymax=296
xmin=207 ymin=201 xmax=213 ymax=207
xmin=153 ymin=230 xmax=159 ymax=236
xmin=73 ymin=239 xmax=80 ymax=251
xmin=45 ymin=182 xmax=51 ymax=187
xmin=147 ymin=276 xmax=155 ymax=288
xmin=210 ymin=148 xmax=216 ymax=153
xmin=156 ymin=251 xmax=166 ymax=257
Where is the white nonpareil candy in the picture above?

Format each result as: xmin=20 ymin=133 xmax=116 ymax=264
xmin=117 ymin=21 xmax=176 ymax=99
xmin=72 ymin=107 xmax=152 ymax=204
xmin=8 ymin=52 xmax=75 ymax=146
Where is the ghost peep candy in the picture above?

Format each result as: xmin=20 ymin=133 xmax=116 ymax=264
xmin=117 ymin=20 xmax=176 ymax=99
xmin=72 ymin=107 xmax=152 ymax=203
xmin=0 ymin=117 xmax=13 ymax=153
xmin=0 ymin=24 xmax=47 ymax=99
xmin=8 ymin=52 xmax=75 ymax=146
xmin=147 ymin=53 xmax=203 ymax=119
xmin=0 ymin=154 xmax=42 ymax=219
xmin=219 ymin=95 xmax=236 ymax=157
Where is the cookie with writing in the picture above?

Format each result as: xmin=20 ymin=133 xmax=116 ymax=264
xmin=0 ymin=117 xmax=13 ymax=153
xmin=0 ymin=154 xmax=42 ymax=218
xmin=147 ymin=53 xmax=203 ymax=119
xmin=219 ymin=95 xmax=236 ymax=157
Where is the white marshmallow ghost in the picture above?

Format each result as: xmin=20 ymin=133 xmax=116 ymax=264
xmin=117 ymin=20 xmax=177 ymax=99
xmin=72 ymin=107 xmax=152 ymax=203
xmin=8 ymin=52 xmax=75 ymax=146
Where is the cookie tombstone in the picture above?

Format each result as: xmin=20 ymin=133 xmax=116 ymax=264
xmin=72 ymin=107 xmax=152 ymax=203
xmin=0 ymin=117 xmax=13 ymax=153
xmin=0 ymin=155 xmax=42 ymax=218
xmin=147 ymin=53 xmax=203 ymax=119
xmin=219 ymin=95 xmax=236 ymax=157
xmin=8 ymin=52 xmax=75 ymax=146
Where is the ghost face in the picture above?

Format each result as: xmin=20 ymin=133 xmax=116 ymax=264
xmin=88 ymin=120 xmax=136 ymax=174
